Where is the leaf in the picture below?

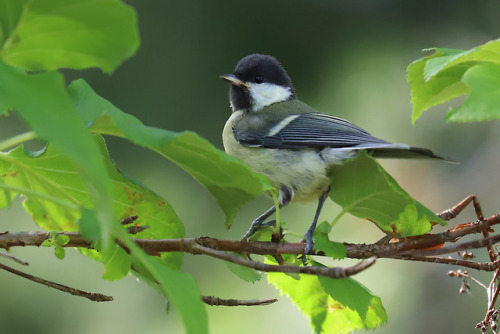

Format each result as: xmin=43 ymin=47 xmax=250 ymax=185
xmin=40 ymin=239 xmax=54 ymax=247
xmin=79 ymin=207 xmax=101 ymax=241
xmin=268 ymin=269 xmax=387 ymax=333
xmin=313 ymin=221 xmax=346 ymax=259
xmin=330 ymin=152 xmax=445 ymax=237
xmin=128 ymin=244 xmax=208 ymax=334
xmin=0 ymin=0 xmax=28 ymax=47
xmin=424 ymin=42 xmax=500 ymax=81
xmin=54 ymin=245 xmax=66 ymax=260
xmin=407 ymin=52 xmax=469 ymax=123
xmin=407 ymin=39 xmax=500 ymax=122
xmin=447 ymin=63 xmax=500 ymax=122
xmin=101 ymin=244 xmax=131 ymax=281
xmin=67 ymin=79 xmax=274 ymax=228
xmin=54 ymin=234 xmax=70 ymax=245
xmin=0 ymin=135 xmax=185 ymax=276
xmin=225 ymin=253 xmax=262 ymax=283
xmin=1 ymin=0 xmax=140 ymax=73
xmin=0 ymin=59 xmax=115 ymax=245
xmin=318 ymin=275 xmax=387 ymax=331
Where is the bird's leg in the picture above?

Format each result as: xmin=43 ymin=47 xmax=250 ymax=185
xmin=304 ymin=186 xmax=331 ymax=256
xmin=242 ymin=186 xmax=293 ymax=240
xmin=242 ymin=206 xmax=277 ymax=239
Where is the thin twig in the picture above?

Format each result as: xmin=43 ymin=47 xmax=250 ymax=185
xmin=0 ymin=250 xmax=29 ymax=266
xmin=397 ymin=234 xmax=500 ymax=259
xmin=486 ymin=270 xmax=500 ymax=330
xmin=189 ymin=242 xmax=376 ymax=278
xmin=201 ymin=295 xmax=277 ymax=306
xmin=0 ymin=262 xmax=113 ymax=302
xmin=438 ymin=194 xmax=482 ymax=221
xmin=395 ymin=256 xmax=500 ymax=271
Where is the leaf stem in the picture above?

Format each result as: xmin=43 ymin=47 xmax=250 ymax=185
xmin=330 ymin=208 xmax=347 ymax=227
xmin=0 ymin=132 xmax=37 ymax=151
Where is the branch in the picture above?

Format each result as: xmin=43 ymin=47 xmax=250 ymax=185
xmin=188 ymin=242 xmax=377 ymax=278
xmin=396 ymin=256 xmax=500 ymax=271
xmin=0 ymin=262 xmax=113 ymax=302
xmin=0 ymin=250 xmax=29 ymax=266
xmin=0 ymin=212 xmax=498 ymax=268
xmin=201 ymin=296 xmax=277 ymax=306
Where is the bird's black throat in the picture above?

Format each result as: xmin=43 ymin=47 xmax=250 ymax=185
xmin=229 ymin=85 xmax=252 ymax=112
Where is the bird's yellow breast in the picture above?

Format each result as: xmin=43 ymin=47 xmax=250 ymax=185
xmin=223 ymin=110 xmax=331 ymax=202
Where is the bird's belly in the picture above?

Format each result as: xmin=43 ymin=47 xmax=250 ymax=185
xmin=223 ymin=114 xmax=330 ymax=202
xmin=250 ymin=149 xmax=330 ymax=202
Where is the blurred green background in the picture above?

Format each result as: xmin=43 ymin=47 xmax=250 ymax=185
xmin=1 ymin=0 xmax=500 ymax=333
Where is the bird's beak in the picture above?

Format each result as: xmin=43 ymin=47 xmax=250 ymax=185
xmin=219 ymin=74 xmax=249 ymax=88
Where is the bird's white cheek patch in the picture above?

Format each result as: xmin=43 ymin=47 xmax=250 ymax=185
xmin=248 ymin=83 xmax=292 ymax=112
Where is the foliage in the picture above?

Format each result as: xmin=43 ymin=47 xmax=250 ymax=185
xmin=0 ymin=1 xmax=496 ymax=333
xmin=329 ymin=151 xmax=445 ymax=237
xmin=407 ymin=38 xmax=500 ymax=123
xmin=268 ymin=261 xmax=387 ymax=334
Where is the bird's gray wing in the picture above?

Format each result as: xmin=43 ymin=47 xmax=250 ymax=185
xmin=234 ymin=112 xmax=391 ymax=149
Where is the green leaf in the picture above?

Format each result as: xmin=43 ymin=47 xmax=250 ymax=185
xmin=225 ymin=253 xmax=262 ymax=283
xmin=0 ymin=135 xmax=185 ymax=272
xmin=313 ymin=221 xmax=347 ymax=259
xmin=79 ymin=207 xmax=101 ymax=241
xmin=447 ymin=63 xmax=500 ymax=122
xmin=0 ymin=0 xmax=28 ymax=47
xmin=54 ymin=234 xmax=70 ymax=246
xmin=330 ymin=152 xmax=445 ymax=237
xmin=67 ymin=79 xmax=274 ymax=228
xmin=318 ymin=275 xmax=387 ymax=330
xmin=54 ymin=244 xmax=66 ymax=260
xmin=101 ymin=244 xmax=131 ymax=281
xmin=1 ymin=0 xmax=140 ymax=73
xmin=268 ymin=269 xmax=387 ymax=333
xmin=40 ymin=239 xmax=54 ymax=247
xmin=128 ymin=244 xmax=208 ymax=334
xmin=424 ymin=42 xmax=500 ymax=81
xmin=407 ymin=51 xmax=469 ymax=123
xmin=0 ymin=59 xmax=115 ymax=246
xmin=407 ymin=39 xmax=500 ymax=122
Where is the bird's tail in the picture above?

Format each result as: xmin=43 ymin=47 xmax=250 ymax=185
xmin=357 ymin=143 xmax=456 ymax=163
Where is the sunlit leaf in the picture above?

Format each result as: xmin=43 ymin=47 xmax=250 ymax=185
xmin=268 ymin=266 xmax=387 ymax=333
xmin=407 ymin=39 xmax=500 ymax=122
xmin=0 ymin=136 xmax=185 ymax=274
xmin=330 ymin=152 xmax=445 ymax=237
xmin=447 ymin=63 xmax=500 ymax=122
xmin=0 ymin=59 xmax=115 ymax=245
xmin=1 ymin=0 xmax=139 ymax=72
xmin=129 ymin=246 xmax=208 ymax=334
xmin=407 ymin=50 xmax=469 ymax=123
xmin=313 ymin=221 xmax=346 ymax=259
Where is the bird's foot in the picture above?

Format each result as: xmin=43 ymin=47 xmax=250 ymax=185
xmin=300 ymin=228 xmax=315 ymax=265
xmin=242 ymin=220 xmax=276 ymax=240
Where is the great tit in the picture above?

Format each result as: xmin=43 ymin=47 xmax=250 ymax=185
xmin=220 ymin=53 xmax=447 ymax=254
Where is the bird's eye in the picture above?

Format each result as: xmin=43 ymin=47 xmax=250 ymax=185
xmin=255 ymin=75 xmax=264 ymax=84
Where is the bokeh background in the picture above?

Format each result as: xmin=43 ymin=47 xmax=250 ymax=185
xmin=1 ymin=0 xmax=500 ymax=333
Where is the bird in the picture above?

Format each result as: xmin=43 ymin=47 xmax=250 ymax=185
xmin=220 ymin=53 xmax=448 ymax=255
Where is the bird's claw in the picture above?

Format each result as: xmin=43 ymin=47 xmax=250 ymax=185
xmin=242 ymin=219 xmax=277 ymax=240
xmin=300 ymin=229 xmax=315 ymax=265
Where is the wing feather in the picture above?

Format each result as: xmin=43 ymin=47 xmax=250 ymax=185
xmin=235 ymin=112 xmax=390 ymax=149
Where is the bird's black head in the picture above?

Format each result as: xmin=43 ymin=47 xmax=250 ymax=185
xmin=220 ymin=54 xmax=296 ymax=112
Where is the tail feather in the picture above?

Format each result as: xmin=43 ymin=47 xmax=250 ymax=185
xmin=354 ymin=143 xmax=456 ymax=162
